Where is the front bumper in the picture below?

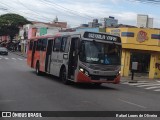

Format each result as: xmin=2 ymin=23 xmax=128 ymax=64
xmin=77 ymin=71 xmax=120 ymax=84
xmin=0 ymin=52 xmax=8 ymax=55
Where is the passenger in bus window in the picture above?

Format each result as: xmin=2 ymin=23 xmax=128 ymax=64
xmin=104 ymin=54 xmax=110 ymax=64
xmin=108 ymin=45 xmax=118 ymax=55
xmin=108 ymin=45 xmax=119 ymax=64
xmin=104 ymin=47 xmax=110 ymax=64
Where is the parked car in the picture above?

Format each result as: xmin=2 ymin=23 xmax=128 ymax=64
xmin=0 ymin=47 xmax=8 ymax=55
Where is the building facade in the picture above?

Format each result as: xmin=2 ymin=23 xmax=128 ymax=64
xmin=19 ymin=21 xmax=67 ymax=53
xmin=88 ymin=19 xmax=102 ymax=28
xmin=106 ymin=27 xmax=160 ymax=79
xmin=0 ymin=36 xmax=10 ymax=45
xmin=137 ymin=14 xmax=153 ymax=28
xmin=100 ymin=16 xmax=118 ymax=28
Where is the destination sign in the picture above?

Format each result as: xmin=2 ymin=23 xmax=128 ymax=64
xmin=83 ymin=32 xmax=121 ymax=43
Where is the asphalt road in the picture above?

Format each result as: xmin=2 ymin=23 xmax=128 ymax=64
xmin=0 ymin=52 xmax=160 ymax=120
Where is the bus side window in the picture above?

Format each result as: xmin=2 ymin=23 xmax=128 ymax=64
xmin=61 ymin=37 xmax=67 ymax=52
xmin=64 ymin=37 xmax=70 ymax=53
xmin=36 ymin=39 xmax=42 ymax=51
xmin=29 ymin=41 xmax=33 ymax=50
xmin=53 ymin=37 xmax=61 ymax=52
xmin=41 ymin=39 xmax=47 ymax=51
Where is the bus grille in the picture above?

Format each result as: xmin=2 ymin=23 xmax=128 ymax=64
xmin=89 ymin=65 xmax=117 ymax=71
xmin=90 ymin=75 xmax=116 ymax=81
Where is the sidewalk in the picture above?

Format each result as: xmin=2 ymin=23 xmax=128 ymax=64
xmin=121 ymin=76 xmax=160 ymax=83
xmin=9 ymin=51 xmax=27 ymax=58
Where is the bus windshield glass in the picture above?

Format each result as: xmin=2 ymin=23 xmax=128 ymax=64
xmin=79 ymin=40 xmax=121 ymax=65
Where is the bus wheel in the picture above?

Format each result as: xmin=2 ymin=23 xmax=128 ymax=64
xmin=60 ymin=68 xmax=70 ymax=84
xmin=36 ymin=62 xmax=42 ymax=76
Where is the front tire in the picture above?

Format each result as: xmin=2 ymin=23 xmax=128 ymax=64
xmin=60 ymin=67 xmax=70 ymax=84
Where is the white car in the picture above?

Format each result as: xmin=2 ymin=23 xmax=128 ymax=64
xmin=0 ymin=47 xmax=8 ymax=55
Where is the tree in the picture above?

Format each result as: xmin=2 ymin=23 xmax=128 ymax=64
xmin=0 ymin=13 xmax=31 ymax=41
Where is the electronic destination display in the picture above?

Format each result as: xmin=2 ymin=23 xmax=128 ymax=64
xmin=83 ymin=32 xmax=121 ymax=43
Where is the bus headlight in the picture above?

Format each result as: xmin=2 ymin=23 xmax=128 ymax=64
xmin=79 ymin=67 xmax=89 ymax=76
xmin=117 ymin=71 xmax=121 ymax=76
xmin=79 ymin=68 xmax=84 ymax=72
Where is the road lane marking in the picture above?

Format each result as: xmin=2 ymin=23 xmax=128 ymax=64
xmin=121 ymin=82 xmax=153 ymax=85
xmin=122 ymin=80 xmax=160 ymax=92
xmin=12 ymin=58 xmax=16 ymax=60
xmin=118 ymin=99 xmax=146 ymax=109
xmin=145 ymin=86 xmax=160 ymax=89
xmin=129 ymin=83 xmax=152 ymax=86
xmin=17 ymin=58 xmax=23 ymax=60
xmin=121 ymin=82 xmax=155 ymax=87
xmin=121 ymin=82 xmax=129 ymax=84
xmin=137 ymin=84 xmax=160 ymax=87
xmin=136 ymin=81 xmax=150 ymax=83
xmin=4 ymin=57 xmax=9 ymax=60
xmin=154 ymin=89 xmax=160 ymax=92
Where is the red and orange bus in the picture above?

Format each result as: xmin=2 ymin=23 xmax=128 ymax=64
xmin=27 ymin=31 xmax=122 ymax=85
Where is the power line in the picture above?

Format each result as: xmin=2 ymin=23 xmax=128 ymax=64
xmin=137 ymin=0 xmax=160 ymax=3
xmin=17 ymin=0 xmax=53 ymax=21
xmin=39 ymin=0 xmax=94 ymax=20
xmin=0 ymin=1 xmax=47 ymax=21
xmin=0 ymin=1 xmax=85 ymax=27
xmin=129 ymin=0 xmax=160 ymax=4
xmin=0 ymin=1 xmax=86 ymax=27
xmin=0 ymin=1 xmax=50 ymax=22
xmin=0 ymin=7 xmax=7 ymax=11
xmin=49 ymin=0 xmax=94 ymax=19
xmin=16 ymin=0 xmax=93 ymax=24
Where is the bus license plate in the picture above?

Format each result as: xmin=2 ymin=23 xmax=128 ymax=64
xmin=100 ymin=77 xmax=107 ymax=80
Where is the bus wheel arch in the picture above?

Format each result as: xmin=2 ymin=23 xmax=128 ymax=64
xmin=60 ymin=65 xmax=70 ymax=84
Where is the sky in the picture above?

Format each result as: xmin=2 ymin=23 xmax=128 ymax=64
xmin=0 ymin=0 xmax=159 ymax=28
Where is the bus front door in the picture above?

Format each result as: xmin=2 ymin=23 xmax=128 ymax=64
xmin=68 ymin=37 xmax=80 ymax=79
xmin=31 ymin=41 xmax=37 ymax=68
xmin=45 ymin=39 xmax=53 ymax=73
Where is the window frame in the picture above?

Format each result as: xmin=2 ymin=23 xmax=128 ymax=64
xmin=53 ymin=37 xmax=62 ymax=52
xmin=60 ymin=37 xmax=68 ymax=52
xmin=29 ymin=40 xmax=33 ymax=50
xmin=41 ymin=38 xmax=47 ymax=51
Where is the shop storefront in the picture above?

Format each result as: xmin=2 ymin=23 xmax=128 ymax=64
xmin=106 ymin=27 xmax=160 ymax=79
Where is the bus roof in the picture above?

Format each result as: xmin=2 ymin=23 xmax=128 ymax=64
xmin=29 ymin=35 xmax=55 ymax=40
xmin=29 ymin=31 xmax=121 ymax=43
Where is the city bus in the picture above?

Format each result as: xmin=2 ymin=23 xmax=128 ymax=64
xmin=27 ymin=31 xmax=122 ymax=85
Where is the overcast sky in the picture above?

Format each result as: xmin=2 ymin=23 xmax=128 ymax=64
xmin=0 ymin=0 xmax=159 ymax=28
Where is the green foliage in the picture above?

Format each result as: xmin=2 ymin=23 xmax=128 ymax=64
xmin=0 ymin=13 xmax=31 ymax=40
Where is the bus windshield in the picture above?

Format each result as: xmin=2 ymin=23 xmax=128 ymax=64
xmin=79 ymin=40 xmax=121 ymax=65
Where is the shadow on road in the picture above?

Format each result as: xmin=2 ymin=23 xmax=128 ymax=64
xmin=71 ymin=83 xmax=118 ymax=90
xmin=29 ymin=71 xmax=118 ymax=91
